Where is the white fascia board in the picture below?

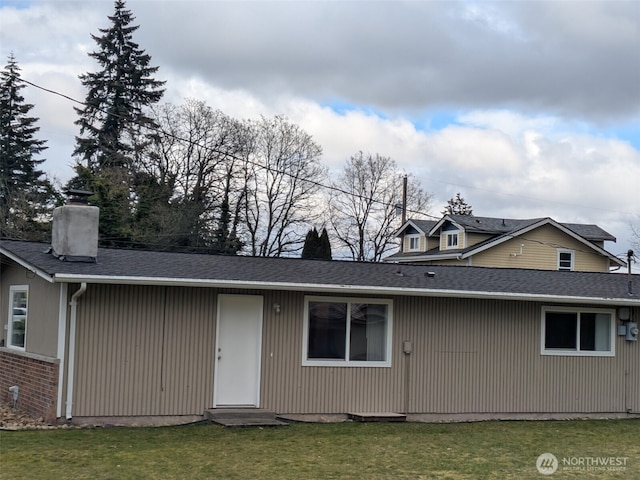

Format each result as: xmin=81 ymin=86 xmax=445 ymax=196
xmin=395 ymin=219 xmax=428 ymax=238
xmin=428 ymin=215 xmax=457 ymax=236
xmin=52 ymin=273 xmax=640 ymax=306
xmin=550 ymin=220 xmax=626 ymax=267
xmin=391 ymin=252 xmax=462 ymax=262
xmin=0 ymin=248 xmax=54 ymax=283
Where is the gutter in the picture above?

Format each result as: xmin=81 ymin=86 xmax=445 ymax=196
xmin=53 ymin=274 xmax=640 ymax=307
xmin=66 ymin=282 xmax=87 ymax=420
xmin=385 ymin=252 xmax=464 ymax=263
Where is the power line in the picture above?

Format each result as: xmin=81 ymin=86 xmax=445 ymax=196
xmin=19 ymin=78 xmax=635 ymax=261
xmin=21 ymin=78 xmax=638 ymax=221
xmin=21 ymin=78 xmax=436 ymax=220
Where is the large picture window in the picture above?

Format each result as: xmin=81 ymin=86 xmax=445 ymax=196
xmin=7 ymin=285 xmax=28 ymax=350
xmin=303 ymin=297 xmax=392 ymax=367
xmin=541 ymin=307 xmax=614 ymax=356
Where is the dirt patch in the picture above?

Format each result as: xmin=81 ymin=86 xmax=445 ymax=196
xmin=0 ymin=403 xmax=74 ymax=430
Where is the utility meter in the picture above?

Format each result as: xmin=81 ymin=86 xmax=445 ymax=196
xmin=626 ymin=322 xmax=639 ymax=342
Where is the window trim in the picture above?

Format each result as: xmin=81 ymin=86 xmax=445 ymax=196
xmin=540 ymin=306 xmax=615 ymax=357
xmin=7 ymin=285 xmax=29 ymax=351
xmin=302 ymin=296 xmax=393 ymax=367
xmin=557 ymin=249 xmax=575 ymax=271
xmin=444 ymin=231 xmax=460 ymax=250
xmin=406 ymin=234 xmax=421 ymax=252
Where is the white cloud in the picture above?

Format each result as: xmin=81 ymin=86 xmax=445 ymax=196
xmin=1 ymin=0 xmax=638 ymax=261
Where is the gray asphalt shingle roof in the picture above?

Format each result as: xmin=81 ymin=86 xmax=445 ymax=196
xmin=405 ymin=219 xmax=438 ymax=234
xmin=2 ymin=240 xmax=638 ymax=304
xmin=442 ymin=215 xmax=616 ymax=241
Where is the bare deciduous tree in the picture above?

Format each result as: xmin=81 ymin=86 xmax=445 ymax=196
xmin=329 ymin=151 xmax=432 ymax=262
xmin=142 ymin=99 xmax=250 ymax=252
xmin=631 ymin=221 xmax=639 ymax=252
xmin=243 ymin=115 xmax=325 ymax=257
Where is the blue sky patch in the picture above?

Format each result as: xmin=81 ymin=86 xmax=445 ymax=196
xmin=321 ymin=98 xmax=390 ymax=120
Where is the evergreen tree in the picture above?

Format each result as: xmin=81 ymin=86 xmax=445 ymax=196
xmin=301 ymin=227 xmax=332 ymax=260
xmin=443 ymin=193 xmax=473 ymax=216
xmin=210 ymin=171 xmax=243 ymax=255
xmin=0 ymin=53 xmax=58 ymax=240
xmin=71 ymin=0 xmax=165 ymax=246
xmin=318 ymin=228 xmax=332 ymax=260
xmin=301 ymin=228 xmax=320 ymax=259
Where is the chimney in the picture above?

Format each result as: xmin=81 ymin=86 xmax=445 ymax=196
xmin=51 ymin=190 xmax=99 ymax=261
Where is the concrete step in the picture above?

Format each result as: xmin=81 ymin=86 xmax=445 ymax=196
xmin=348 ymin=412 xmax=407 ymax=423
xmin=205 ymin=408 xmax=288 ymax=427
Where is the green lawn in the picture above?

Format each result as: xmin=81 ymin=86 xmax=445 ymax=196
xmin=1 ymin=419 xmax=638 ymax=479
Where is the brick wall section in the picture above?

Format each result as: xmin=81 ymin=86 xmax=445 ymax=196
xmin=0 ymin=349 xmax=59 ymax=423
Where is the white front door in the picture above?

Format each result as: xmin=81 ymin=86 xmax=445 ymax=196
xmin=214 ymin=294 xmax=263 ymax=407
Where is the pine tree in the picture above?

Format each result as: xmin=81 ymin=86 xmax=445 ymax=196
xmin=443 ymin=193 xmax=473 ymax=216
xmin=73 ymin=0 xmax=165 ymax=171
xmin=0 ymin=53 xmax=58 ymax=240
xmin=71 ymin=0 xmax=165 ymax=246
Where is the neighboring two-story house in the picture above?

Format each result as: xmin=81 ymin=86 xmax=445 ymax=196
xmin=384 ymin=215 xmax=626 ymax=272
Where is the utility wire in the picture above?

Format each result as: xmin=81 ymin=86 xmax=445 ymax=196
xmin=21 ymin=78 xmax=438 ymax=221
xmin=20 ymin=78 xmax=636 ymax=262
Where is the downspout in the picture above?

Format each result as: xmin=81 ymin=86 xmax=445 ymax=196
xmin=56 ymin=284 xmax=68 ymax=419
xmin=66 ymin=282 xmax=87 ymax=420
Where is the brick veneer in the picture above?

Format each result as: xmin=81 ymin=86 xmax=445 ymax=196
xmin=0 ymin=349 xmax=59 ymax=423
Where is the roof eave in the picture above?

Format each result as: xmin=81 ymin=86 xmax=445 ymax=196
xmin=0 ymin=247 xmax=55 ymax=283
xmin=52 ymin=273 xmax=640 ymax=306
xmin=395 ymin=219 xmax=429 ymax=237
xmin=385 ymin=252 xmax=464 ymax=262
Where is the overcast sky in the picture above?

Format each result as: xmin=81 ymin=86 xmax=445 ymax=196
xmin=1 ymin=0 xmax=639 ymax=267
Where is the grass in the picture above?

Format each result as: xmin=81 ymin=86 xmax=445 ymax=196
xmin=0 ymin=419 xmax=638 ymax=479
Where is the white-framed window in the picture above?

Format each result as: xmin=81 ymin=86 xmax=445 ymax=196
xmin=7 ymin=285 xmax=28 ymax=350
xmin=445 ymin=232 xmax=459 ymax=249
xmin=302 ymin=296 xmax=392 ymax=367
xmin=557 ymin=249 xmax=574 ymax=271
xmin=406 ymin=234 xmax=421 ymax=252
xmin=541 ymin=306 xmax=615 ymax=357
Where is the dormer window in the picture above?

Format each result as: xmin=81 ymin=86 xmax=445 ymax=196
xmin=406 ymin=234 xmax=421 ymax=252
xmin=445 ymin=232 xmax=459 ymax=249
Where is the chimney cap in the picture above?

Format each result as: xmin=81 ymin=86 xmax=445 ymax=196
xmin=64 ymin=189 xmax=93 ymax=204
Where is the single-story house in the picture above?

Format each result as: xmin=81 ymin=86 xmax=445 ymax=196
xmin=1 ymin=201 xmax=639 ymax=424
